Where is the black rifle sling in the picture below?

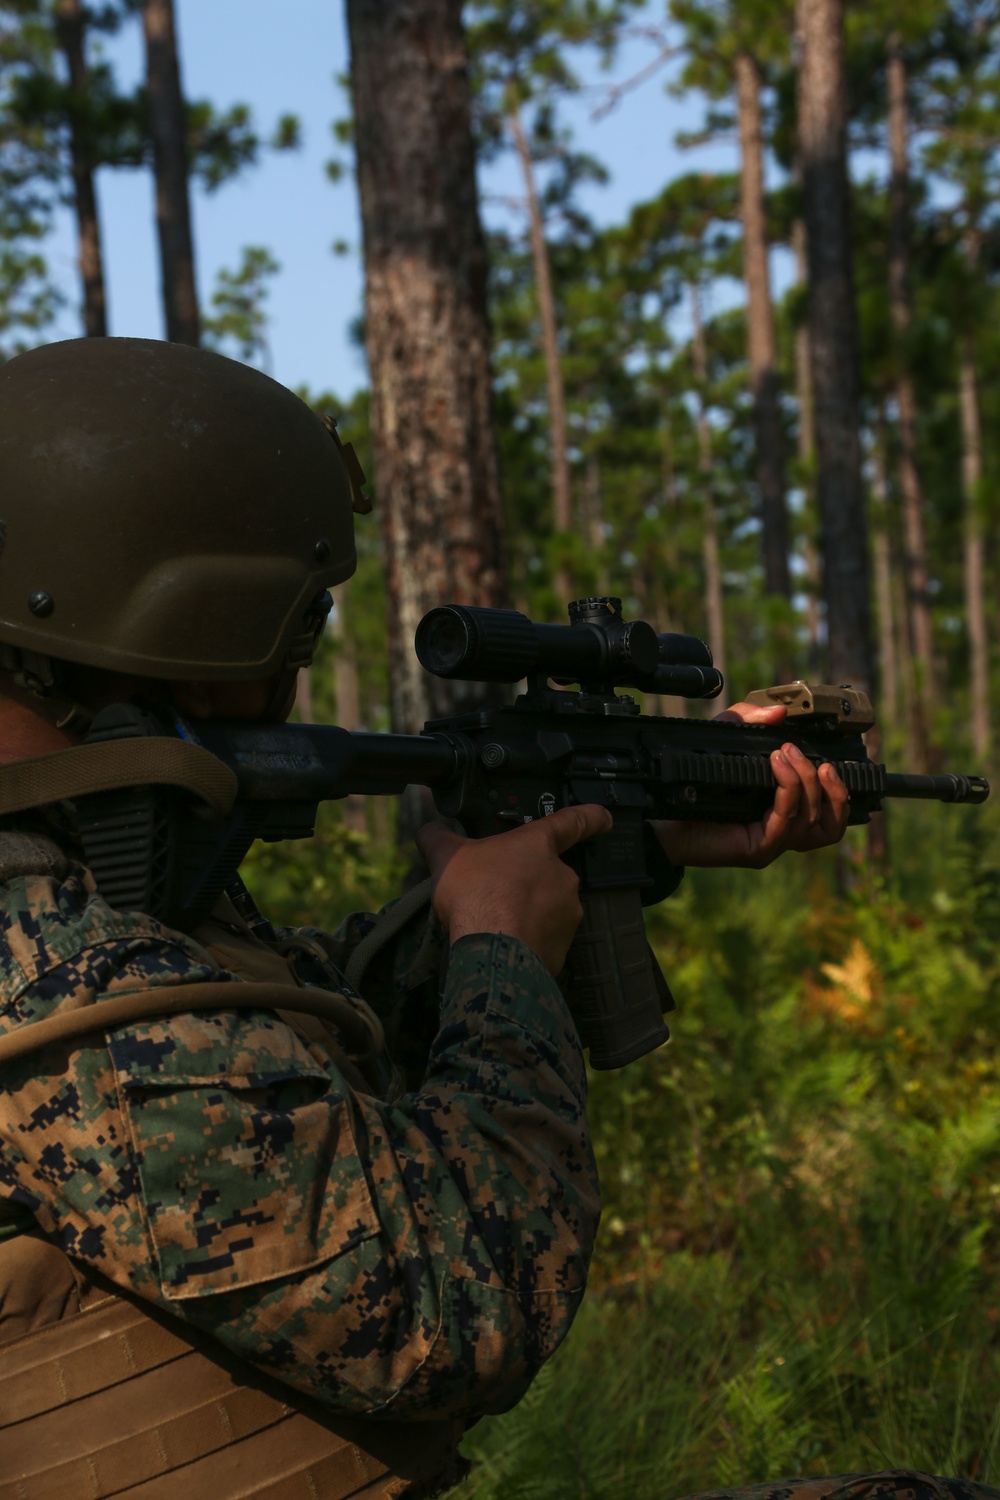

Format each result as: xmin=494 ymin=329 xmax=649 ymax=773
xmin=344 ymin=879 xmax=434 ymax=995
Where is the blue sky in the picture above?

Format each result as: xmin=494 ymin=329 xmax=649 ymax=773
xmin=44 ymin=2 xmax=741 ymax=397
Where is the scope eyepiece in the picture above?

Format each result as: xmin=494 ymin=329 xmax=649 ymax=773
xmin=648 ymin=664 xmax=724 ymax=699
xmin=655 ymin=632 xmax=713 ymax=669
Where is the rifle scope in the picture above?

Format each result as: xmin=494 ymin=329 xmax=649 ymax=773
xmin=415 ymin=597 xmax=725 ymax=699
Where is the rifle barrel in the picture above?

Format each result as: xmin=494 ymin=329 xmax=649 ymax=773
xmin=884 ymin=772 xmax=990 ymax=804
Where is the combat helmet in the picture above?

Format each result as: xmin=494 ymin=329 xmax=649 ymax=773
xmin=0 ymin=337 xmax=369 ymax=691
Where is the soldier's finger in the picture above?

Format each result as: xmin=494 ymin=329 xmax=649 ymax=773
xmin=812 ymin=763 xmax=850 ymax=843
xmin=783 ymin=742 xmax=823 ymax=828
xmin=762 ymin=748 xmax=803 ymax=845
xmin=414 ymin=821 xmax=466 ymax=877
xmin=543 ymin=803 xmax=614 ymax=855
xmin=714 ymin=701 xmax=787 ymax=727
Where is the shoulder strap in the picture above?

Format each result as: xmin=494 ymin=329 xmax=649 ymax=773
xmin=0 ymin=738 xmax=236 ymax=819
xmin=0 ymin=979 xmax=385 ymax=1070
xmin=344 ymin=878 xmax=434 ymax=995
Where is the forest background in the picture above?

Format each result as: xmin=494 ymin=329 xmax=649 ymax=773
xmin=3 ymin=0 xmax=1000 ymax=1494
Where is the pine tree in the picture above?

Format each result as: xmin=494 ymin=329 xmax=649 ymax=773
xmin=670 ymin=0 xmax=794 ymax=618
xmin=917 ymin=0 xmax=1000 ymax=761
xmin=795 ymin=0 xmax=874 ymax=694
xmin=141 ymin=0 xmax=197 ymax=344
xmin=467 ymin=0 xmax=637 ymax=603
xmin=345 ymin=0 xmax=508 ymax=762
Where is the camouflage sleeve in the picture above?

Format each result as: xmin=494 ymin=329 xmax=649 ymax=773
xmin=154 ymin=931 xmax=600 ymax=1419
xmin=0 ymin=870 xmax=599 ymax=1422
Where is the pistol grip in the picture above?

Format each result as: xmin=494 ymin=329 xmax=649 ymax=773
xmin=564 ymin=887 xmax=672 ymax=1070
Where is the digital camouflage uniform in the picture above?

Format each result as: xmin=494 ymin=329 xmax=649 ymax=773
xmin=0 ymin=836 xmax=600 ymax=1423
xmin=680 ymin=1471 xmax=1000 ymax=1500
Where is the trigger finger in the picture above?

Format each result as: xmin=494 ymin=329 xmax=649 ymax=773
xmin=547 ymin=802 xmax=614 ymax=855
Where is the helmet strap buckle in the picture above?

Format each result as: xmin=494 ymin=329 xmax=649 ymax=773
xmin=0 ymin=646 xmax=94 ymax=735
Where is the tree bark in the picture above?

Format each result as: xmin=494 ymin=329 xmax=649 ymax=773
xmin=735 ymin=51 xmax=790 ymax=602
xmin=792 ymin=214 xmax=814 ymax=468
xmin=870 ymin=414 xmax=898 ymax=731
xmin=795 ymin=0 xmax=873 ymax=695
xmin=690 ymin=282 xmax=726 ymax=694
xmin=142 ymin=0 xmax=199 ymax=345
xmin=346 ymin=0 xmax=508 ymax=743
xmin=960 ymin=325 xmax=989 ymax=761
xmin=887 ymin=30 xmax=935 ymax=724
xmin=793 ymin=209 xmax=821 ymax=673
xmin=55 ymin=0 xmax=107 ymax=337
xmin=331 ymin=584 xmax=366 ymax=831
xmin=509 ymin=104 xmax=572 ymax=603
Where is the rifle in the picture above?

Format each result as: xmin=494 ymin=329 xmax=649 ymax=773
xmin=73 ymin=596 xmax=989 ymax=1071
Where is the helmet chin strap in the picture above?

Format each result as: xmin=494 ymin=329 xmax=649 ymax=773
xmin=259 ymin=667 xmax=301 ymax=724
xmin=0 ymin=647 xmax=94 ymax=736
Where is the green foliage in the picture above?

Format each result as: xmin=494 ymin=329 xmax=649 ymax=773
xmin=0 ymin=0 xmax=300 ymax=334
xmin=0 ymin=1 xmax=62 ymax=353
xmin=468 ymin=0 xmax=642 ymax=141
xmin=448 ymin=804 xmax=1000 ymax=1495
xmin=202 ymin=244 xmax=280 ymax=369
xmin=240 ymin=806 xmax=405 ymax=932
xmin=0 ymin=242 xmax=59 ymax=355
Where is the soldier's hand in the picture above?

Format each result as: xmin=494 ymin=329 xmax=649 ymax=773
xmin=415 ymin=804 xmax=614 ymax=976
xmin=653 ymin=701 xmax=850 ymax=869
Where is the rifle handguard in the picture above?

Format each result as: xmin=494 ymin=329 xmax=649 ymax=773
xmin=564 ymin=887 xmax=673 ymax=1070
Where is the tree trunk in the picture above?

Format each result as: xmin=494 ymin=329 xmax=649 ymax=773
xmin=346 ymin=0 xmax=508 ymax=747
xmin=792 ymin=214 xmax=814 ymax=468
xmin=795 ymin=0 xmax=873 ymax=695
xmin=735 ymin=51 xmax=790 ymax=602
xmin=509 ymin=103 xmax=572 ymax=603
xmin=331 ymin=584 xmax=366 ymax=831
xmin=55 ymin=0 xmax=107 ymax=337
xmin=142 ymin=0 xmax=199 ymax=345
xmin=654 ymin=406 xmax=689 ymax=719
xmin=793 ymin=209 xmax=821 ymax=673
xmin=870 ymin=414 xmax=898 ymax=731
xmin=331 ymin=586 xmax=360 ymax=731
xmin=690 ymin=282 xmax=726 ymax=693
xmin=887 ymin=30 xmax=935 ymax=726
xmin=960 ymin=326 xmax=989 ymax=761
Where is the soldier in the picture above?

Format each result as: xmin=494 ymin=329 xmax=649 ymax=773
xmin=0 ymin=337 xmax=852 ymax=1499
